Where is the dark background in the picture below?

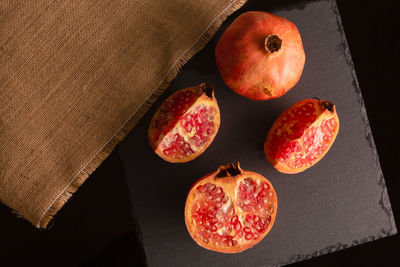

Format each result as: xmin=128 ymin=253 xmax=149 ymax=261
xmin=0 ymin=0 xmax=398 ymax=266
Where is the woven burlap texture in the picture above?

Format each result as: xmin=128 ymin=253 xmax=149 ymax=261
xmin=0 ymin=0 xmax=247 ymax=228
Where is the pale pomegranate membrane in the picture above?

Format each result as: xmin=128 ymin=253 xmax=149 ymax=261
xmin=148 ymin=84 xmax=220 ymax=163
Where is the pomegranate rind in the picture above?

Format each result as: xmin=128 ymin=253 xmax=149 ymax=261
xmin=264 ymin=99 xmax=340 ymax=174
xmin=184 ymin=163 xmax=278 ymax=253
xmin=148 ymin=84 xmax=221 ymax=163
xmin=215 ymin=11 xmax=305 ymax=100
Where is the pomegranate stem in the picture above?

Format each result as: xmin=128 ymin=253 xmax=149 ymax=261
xmin=202 ymin=83 xmax=214 ymax=98
xmin=322 ymin=101 xmax=334 ymax=112
xmin=216 ymin=163 xmax=241 ymax=178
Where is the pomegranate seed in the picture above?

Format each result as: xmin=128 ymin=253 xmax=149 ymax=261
xmin=235 ymin=223 xmax=241 ymax=231
xmin=207 ymin=184 xmax=216 ymax=192
xmin=243 ymin=227 xmax=251 ymax=234
xmin=245 ymin=234 xmax=254 ymax=240
xmin=231 ymin=215 xmax=238 ymax=224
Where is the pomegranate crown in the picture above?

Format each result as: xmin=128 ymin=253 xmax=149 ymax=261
xmin=216 ymin=162 xmax=242 ymax=178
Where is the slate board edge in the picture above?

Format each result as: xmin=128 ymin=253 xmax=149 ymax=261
xmin=271 ymin=1 xmax=397 ymax=266
xmin=331 ymin=0 xmax=397 ymax=235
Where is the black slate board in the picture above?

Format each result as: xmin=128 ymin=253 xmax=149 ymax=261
xmin=118 ymin=0 xmax=397 ymax=266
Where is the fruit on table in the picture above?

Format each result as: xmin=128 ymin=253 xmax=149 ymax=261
xmin=148 ymin=83 xmax=220 ymax=163
xmin=215 ymin=11 xmax=305 ymax=100
xmin=264 ymin=99 xmax=339 ymax=174
xmin=185 ymin=163 xmax=277 ymax=253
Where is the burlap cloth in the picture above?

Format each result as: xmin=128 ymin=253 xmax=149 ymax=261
xmin=0 ymin=0 xmax=246 ymax=228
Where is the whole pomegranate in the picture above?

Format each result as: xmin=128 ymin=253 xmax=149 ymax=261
xmin=185 ymin=163 xmax=277 ymax=253
xmin=148 ymin=83 xmax=220 ymax=163
xmin=215 ymin=11 xmax=305 ymax=100
xmin=264 ymin=99 xmax=339 ymax=174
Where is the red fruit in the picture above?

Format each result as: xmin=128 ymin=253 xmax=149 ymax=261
xmin=215 ymin=11 xmax=305 ymax=100
xmin=264 ymin=99 xmax=339 ymax=174
xmin=185 ymin=163 xmax=277 ymax=253
xmin=148 ymin=83 xmax=220 ymax=163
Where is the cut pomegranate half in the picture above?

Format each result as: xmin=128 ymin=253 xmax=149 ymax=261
xmin=185 ymin=163 xmax=278 ymax=253
xmin=148 ymin=83 xmax=220 ymax=163
xmin=264 ymin=98 xmax=340 ymax=174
